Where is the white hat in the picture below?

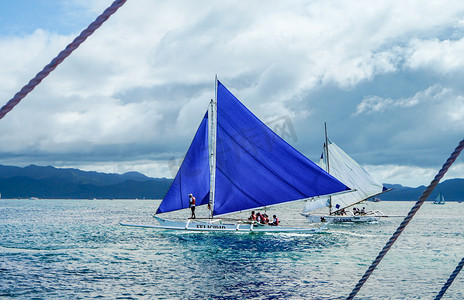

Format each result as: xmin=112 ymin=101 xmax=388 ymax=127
xmin=188 ymin=193 xmax=193 ymax=197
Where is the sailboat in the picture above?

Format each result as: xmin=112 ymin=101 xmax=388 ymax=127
xmin=433 ymin=192 xmax=445 ymax=204
xmin=302 ymin=124 xmax=391 ymax=223
xmin=121 ymin=78 xmax=351 ymax=232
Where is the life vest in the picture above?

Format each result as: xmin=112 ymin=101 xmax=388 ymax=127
xmin=190 ymin=196 xmax=196 ymax=206
xmin=274 ymin=218 xmax=279 ymax=226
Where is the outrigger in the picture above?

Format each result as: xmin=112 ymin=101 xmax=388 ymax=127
xmin=120 ymin=216 xmax=331 ymax=232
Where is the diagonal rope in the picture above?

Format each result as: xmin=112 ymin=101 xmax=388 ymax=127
xmin=0 ymin=0 xmax=128 ymax=121
xmin=434 ymin=257 xmax=464 ymax=300
xmin=347 ymin=138 xmax=464 ymax=300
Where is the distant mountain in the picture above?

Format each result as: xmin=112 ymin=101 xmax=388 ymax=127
xmin=0 ymin=164 xmax=172 ymax=199
xmin=380 ymin=179 xmax=464 ymax=202
xmin=0 ymin=164 xmax=462 ymax=201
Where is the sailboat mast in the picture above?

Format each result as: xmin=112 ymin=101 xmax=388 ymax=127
xmin=208 ymin=75 xmax=218 ymax=218
xmin=325 ymin=122 xmax=332 ymax=215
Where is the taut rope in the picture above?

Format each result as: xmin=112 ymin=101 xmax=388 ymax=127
xmin=0 ymin=0 xmax=127 ymax=121
xmin=347 ymin=138 xmax=464 ymax=299
xmin=434 ymin=257 xmax=464 ymax=300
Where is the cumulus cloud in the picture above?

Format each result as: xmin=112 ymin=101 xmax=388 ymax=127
xmin=407 ymin=38 xmax=464 ymax=73
xmin=366 ymin=162 xmax=464 ymax=187
xmin=366 ymin=164 xmax=439 ymax=187
xmin=1 ymin=0 xmax=464 ymax=184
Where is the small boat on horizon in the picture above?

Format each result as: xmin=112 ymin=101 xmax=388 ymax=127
xmin=433 ymin=191 xmax=445 ymax=204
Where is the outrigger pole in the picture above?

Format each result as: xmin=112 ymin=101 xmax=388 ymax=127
xmin=208 ymin=75 xmax=218 ymax=218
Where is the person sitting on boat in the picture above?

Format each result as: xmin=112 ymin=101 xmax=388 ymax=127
xmin=248 ymin=211 xmax=256 ymax=221
xmin=256 ymin=212 xmax=263 ymax=224
xmin=263 ymin=213 xmax=270 ymax=224
xmin=188 ymin=193 xmax=196 ymax=219
xmin=361 ymin=207 xmax=366 ymax=215
xmin=270 ymin=215 xmax=279 ymax=226
xmin=353 ymin=207 xmax=359 ymax=215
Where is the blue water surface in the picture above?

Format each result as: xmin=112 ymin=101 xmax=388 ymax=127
xmin=0 ymin=200 xmax=462 ymax=299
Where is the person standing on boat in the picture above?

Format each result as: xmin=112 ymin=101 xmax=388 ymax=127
xmin=188 ymin=193 xmax=196 ymax=219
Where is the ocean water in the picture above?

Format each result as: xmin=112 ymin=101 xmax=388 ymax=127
xmin=0 ymin=200 xmax=462 ymax=299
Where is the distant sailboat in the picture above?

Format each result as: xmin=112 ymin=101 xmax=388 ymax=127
xmin=302 ymin=124 xmax=391 ymax=223
xmin=121 ymin=78 xmax=350 ymax=232
xmin=433 ymin=192 xmax=445 ymax=204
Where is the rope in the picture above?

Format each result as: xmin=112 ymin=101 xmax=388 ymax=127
xmin=434 ymin=257 xmax=464 ymax=300
xmin=347 ymin=138 xmax=464 ymax=300
xmin=0 ymin=0 xmax=128 ymax=121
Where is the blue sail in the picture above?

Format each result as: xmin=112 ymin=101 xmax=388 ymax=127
xmin=156 ymin=113 xmax=210 ymax=214
xmin=213 ymin=81 xmax=349 ymax=216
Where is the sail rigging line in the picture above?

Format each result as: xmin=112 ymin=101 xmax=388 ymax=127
xmin=324 ymin=123 xmax=330 ymax=173
xmin=324 ymin=123 xmax=332 ymax=214
xmin=208 ymin=99 xmax=216 ymax=217
xmin=346 ymin=137 xmax=464 ymax=300
xmin=208 ymin=76 xmax=218 ymax=218
xmin=434 ymin=257 xmax=464 ymax=300
xmin=0 ymin=0 xmax=127 ymax=121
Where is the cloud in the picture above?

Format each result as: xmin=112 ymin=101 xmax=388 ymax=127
xmin=407 ymin=38 xmax=464 ymax=73
xmin=366 ymin=164 xmax=439 ymax=187
xmin=367 ymin=162 xmax=464 ymax=188
xmin=1 ymin=0 xmax=464 ymax=184
xmin=354 ymin=85 xmax=448 ymax=115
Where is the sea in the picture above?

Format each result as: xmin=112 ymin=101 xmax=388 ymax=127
xmin=0 ymin=199 xmax=462 ymax=299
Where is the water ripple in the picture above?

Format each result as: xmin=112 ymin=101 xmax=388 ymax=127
xmin=0 ymin=199 xmax=463 ymax=299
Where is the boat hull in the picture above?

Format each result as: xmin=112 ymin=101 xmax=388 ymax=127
xmin=120 ymin=216 xmax=324 ymax=233
xmin=302 ymin=213 xmax=381 ymax=223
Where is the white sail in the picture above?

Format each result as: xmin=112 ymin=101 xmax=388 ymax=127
xmin=303 ymin=197 xmax=330 ymax=213
xmin=303 ymin=139 xmax=385 ymax=213
xmin=433 ymin=192 xmax=445 ymax=204
xmin=303 ymin=151 xmax=331 ymax=212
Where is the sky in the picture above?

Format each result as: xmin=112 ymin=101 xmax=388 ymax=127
xmin=0 ymin=0 xmax=464 ymax=187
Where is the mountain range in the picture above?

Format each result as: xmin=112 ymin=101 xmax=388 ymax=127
xmin=381 ymin=180 xmax=464 ymax=202
xmin=0 ymin=164 xmax=463 ymax=201
xmin=0 ymin=164 xmax=172 ymax=199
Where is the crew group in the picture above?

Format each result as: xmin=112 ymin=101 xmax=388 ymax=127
xmin=189 ymin=194 xmax=280 ymax=226
xmin=248 ymin=211 xmax=279 ymax=226
xmin=332 ymin=206 xmax=368 ymax=216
